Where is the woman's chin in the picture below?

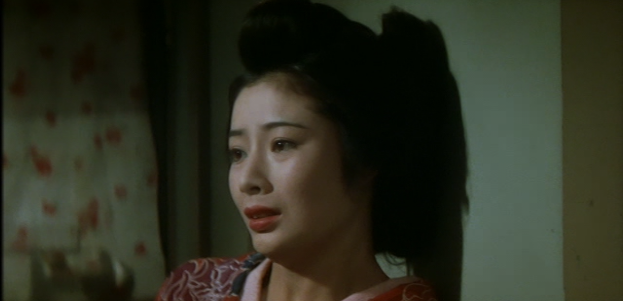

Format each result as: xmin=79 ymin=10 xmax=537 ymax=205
xmin=250 ymin=233 xmax=292 ymax=259
xmin=250 ymin=235 xmax=278 ymax=255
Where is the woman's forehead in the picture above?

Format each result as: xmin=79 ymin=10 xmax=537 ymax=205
xmin=233 ymin=79 xmax=319 ymax=122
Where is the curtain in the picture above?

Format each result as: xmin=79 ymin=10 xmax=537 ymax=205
xmin=3 ymin=0 xmax=166 ymax=300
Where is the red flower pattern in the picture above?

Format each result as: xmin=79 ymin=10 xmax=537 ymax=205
xmin=9 ymin=70 xmax=27 ymax=99
xmin=5 ymin=2 xmax=165 ymax=294
xmin=135 ymin=241 xmax=147 ymax=256
xmin=30 ymin=146 xmax=52 ymax=177
xmin=35 ymin=158 xmax=52 ymax=176
xmin=81 ymin=102 xmax=93 ymax=114
xmin=94 ymin=134 xmax=103 ymax=150
xmin=105 ymin=127 xmax=122 ymax=145
xmin=45 ymin=110 xmax=57 ymax=127
xmin=42 ymin=199 xmax=57 ymax=216
xmin=11 ymin=226 xmax=29 ymax=252
xmin=71 ymin=42 xmax=96 ymax=83
xmin=78 ymin=198 xmax=100 ymax=235
xmin=115 ymin=184 xmax=128 ymax=199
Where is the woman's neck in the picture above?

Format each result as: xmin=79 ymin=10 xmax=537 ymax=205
xmin=262 ymin=233 xmax=388 ymax=301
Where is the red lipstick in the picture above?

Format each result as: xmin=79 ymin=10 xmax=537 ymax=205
xmin=244 ymin=205 xmax=281 ymax=233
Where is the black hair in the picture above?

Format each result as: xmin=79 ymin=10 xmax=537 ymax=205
xmin=229 ymin=0 xmax=468 ymax=280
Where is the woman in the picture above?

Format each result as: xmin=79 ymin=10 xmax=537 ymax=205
xmin=156 ymin=0 xmax=468 ymax=300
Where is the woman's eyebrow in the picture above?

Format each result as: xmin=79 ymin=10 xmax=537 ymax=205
xmin=228 ymin=129 xmax=244 ymax=138
xmin=228 ymin=121 xmax=308 ymax=138
xmin=263 ymin=121 xmax=308 ymax=130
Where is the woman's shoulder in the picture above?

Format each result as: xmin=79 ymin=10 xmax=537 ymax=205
xmin=156 ymin=253 xmax=252 ymax=301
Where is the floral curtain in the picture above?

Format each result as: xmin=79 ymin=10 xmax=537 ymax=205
xmin=3 ymin=0 xmax=166 ymax=300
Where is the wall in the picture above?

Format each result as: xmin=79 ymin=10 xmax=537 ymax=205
xmin=562 ymin=0 xmax=623 ymax=300
xmin=206 ymin=0 xmax=565 ymax=300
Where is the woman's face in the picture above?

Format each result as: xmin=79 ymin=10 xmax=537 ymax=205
xmin=228 ymin=76 xmax=370 ymax=259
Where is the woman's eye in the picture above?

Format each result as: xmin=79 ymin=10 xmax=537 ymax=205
xmin=272 ymin=140 xmax=296 ymax=152
xmin=228 ymin=148 xmax=245 ymax=163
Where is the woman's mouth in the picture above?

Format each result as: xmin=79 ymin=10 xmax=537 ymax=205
xmin=244 ymin=205 xmax=281 ymax=233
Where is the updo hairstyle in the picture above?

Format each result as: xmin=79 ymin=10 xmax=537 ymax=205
xmin=228 ymin=0 xmax=468 ymax=274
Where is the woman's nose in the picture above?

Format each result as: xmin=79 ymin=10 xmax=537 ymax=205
xmin=238 ymin=153 xmax=273 ymax=195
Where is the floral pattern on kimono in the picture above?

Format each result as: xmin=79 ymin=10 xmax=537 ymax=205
xmin=156 ymin=254 xmax=437 ymax=301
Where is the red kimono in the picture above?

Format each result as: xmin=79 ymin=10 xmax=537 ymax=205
xmin=156 ymin=253 xmax=437 ymax=301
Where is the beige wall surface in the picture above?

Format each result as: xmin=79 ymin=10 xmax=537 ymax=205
xmin=562 ymin=0 xmax=623 ymax=300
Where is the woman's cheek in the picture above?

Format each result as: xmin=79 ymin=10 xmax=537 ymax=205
xmin=228 ymin=171 xmax=243 ymax=206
